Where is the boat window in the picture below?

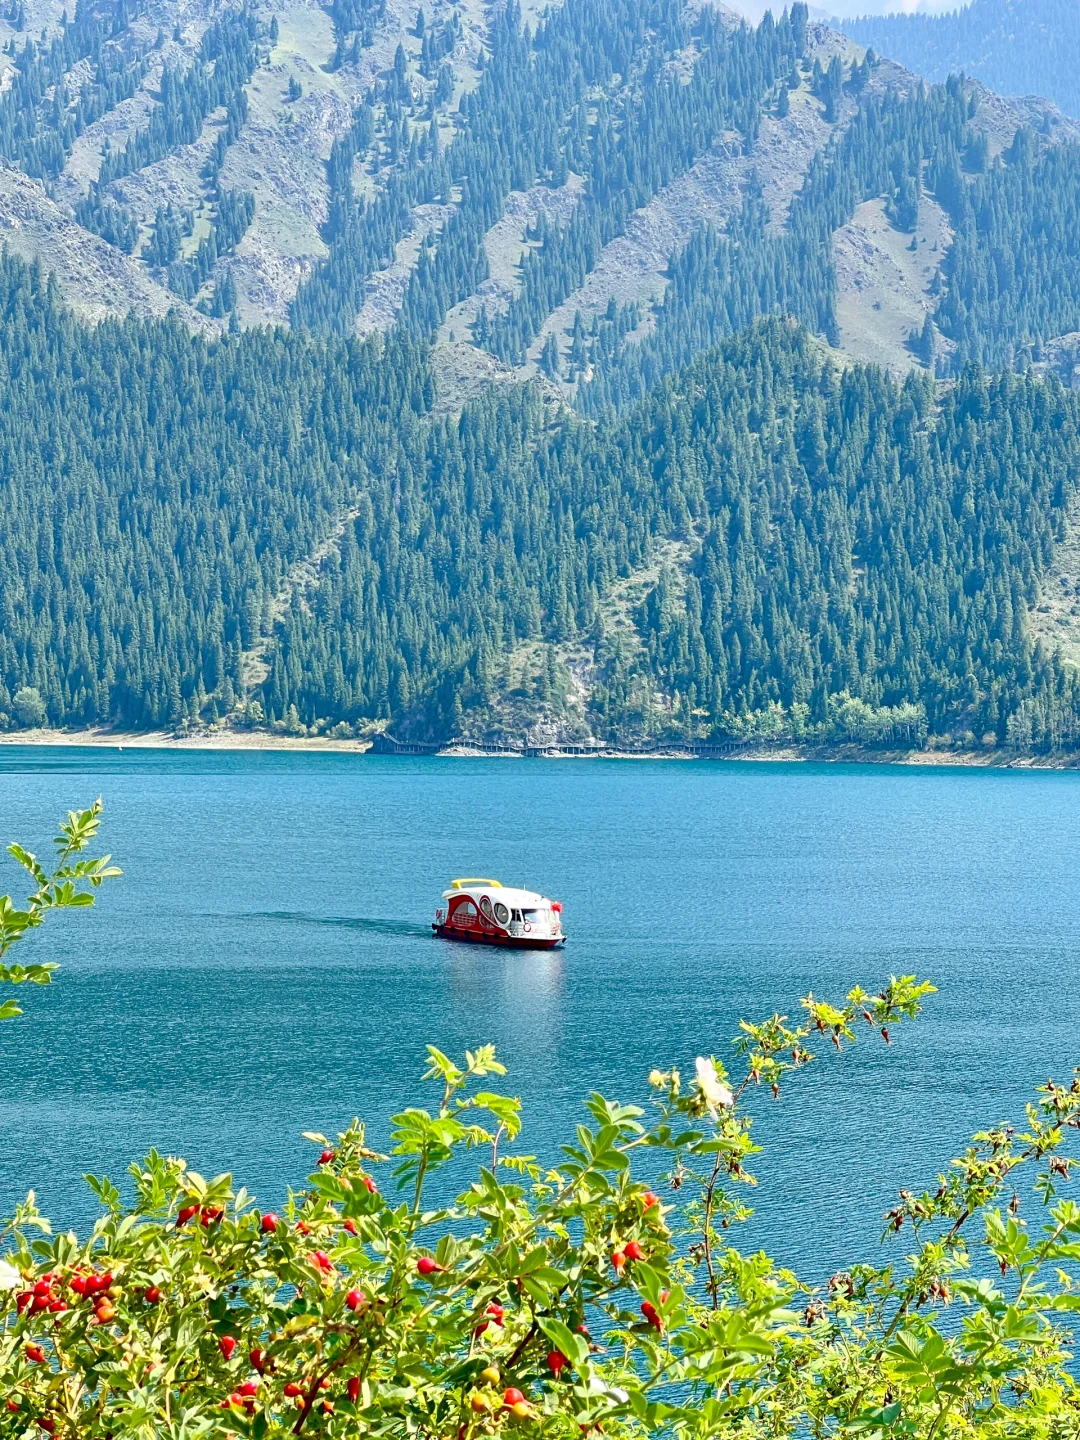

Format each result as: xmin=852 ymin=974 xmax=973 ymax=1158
xmin=511 ymin=909 xmax=522 ymax=922
xmin=456 ymin=901 xmax=476 ymax=917
xmin=522 ymin=909 xmax=547 ymax=924
xmin=493 ymin=902 xmax=509 ymax=924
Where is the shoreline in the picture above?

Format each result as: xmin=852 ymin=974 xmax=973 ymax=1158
xmin=0 ymin=726 xmax=375 ymax=752
xmin=0 ymin=727 xmax=1079 ymax=768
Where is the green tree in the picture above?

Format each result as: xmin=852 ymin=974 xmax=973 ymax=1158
xmin=11 ymin=687 xmax=46 ymax=729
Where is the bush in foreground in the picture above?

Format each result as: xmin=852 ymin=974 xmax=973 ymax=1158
xmin=2 ymin=809 xmax=1080 ymax=1437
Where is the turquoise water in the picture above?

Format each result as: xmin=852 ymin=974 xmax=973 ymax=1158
xmin=1 ymin=748 xmax=1079 ymax=1278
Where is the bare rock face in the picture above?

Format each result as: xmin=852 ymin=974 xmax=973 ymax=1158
xmin=0 ymin=158 xmax=204 ymax=325
xmin=0 ymin=0 xmax=487 ymax=327
xmin=833 ymin=194 xmax=954 ymax=375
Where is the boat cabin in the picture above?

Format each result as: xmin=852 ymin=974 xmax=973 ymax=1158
xmin=433 ymin=879 xmax=565 ymax=948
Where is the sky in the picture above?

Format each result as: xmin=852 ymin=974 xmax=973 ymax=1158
xmin=723 ymin=0 xmax=965 ymax=18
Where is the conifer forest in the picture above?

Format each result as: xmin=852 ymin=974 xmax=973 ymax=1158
xmin=2 ymin=0 xmax=1080 ymax=752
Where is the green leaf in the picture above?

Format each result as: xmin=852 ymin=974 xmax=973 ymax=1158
xmin=7 ymin=843 xmax=46 ymax=884
xmin=538 ymin=1316 xmax=590 ymax=1367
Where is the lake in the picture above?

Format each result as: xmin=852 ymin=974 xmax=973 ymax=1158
xmin=1 ymin=748 xmax=1078 ymax=1279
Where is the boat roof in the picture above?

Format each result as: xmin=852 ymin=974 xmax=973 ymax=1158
xmin=443 ymin=883 xmax=550 ymax=906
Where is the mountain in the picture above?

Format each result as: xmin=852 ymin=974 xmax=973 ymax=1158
xmin=0 ymin=0 xmax=1075 ymax=380
xmin=4 ymin=0 xmax=1080 ymax=751
xmin=841 ymin=0 xmax=1080 ymax=120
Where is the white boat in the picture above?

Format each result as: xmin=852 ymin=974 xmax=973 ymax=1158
xmin=432 ymin=879 xmax=566 ymax=949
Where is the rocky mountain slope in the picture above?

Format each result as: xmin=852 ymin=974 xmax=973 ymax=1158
xmin=0 ymin=0 xmax=1075 ymax=389
xmin=0 ymin=0 xmax=489 ymax=325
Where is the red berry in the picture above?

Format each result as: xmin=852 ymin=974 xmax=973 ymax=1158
xmin=200 ymin=1207 xmax=223 ymax=1227
xmin=363 ymin=1176 xmax=378 ymax=1194
xmin=546 ymin=1350 xmax=567 ymax=1378
xmin=238 ymin=1381 xmax=259 ymax=1398
xmin=69 ymin=1275 xmax=88 ymax=1296
xmin=283 ymin=1382 xmax=304 ymax=1398
xmin=611 ymin=1250 xmax=626 ymax=1271
xmin=295 ymin=1220 xmax=312 ymax=1236
xmin=310 ymin=1251 xmax=334 ymax=1275
xmin=347 ymin=1376 xmax=360 ymax=1403
xmin=343 ymin=1218 xmax=358 ymax=1236
xmin=322 ymin=1400 xmax=335 ymax=1414
xmin=37 ymin=1419 xmax=55 ymax=1434
xmin=7 ymin=1400 xmax=20 ymax=1412
xmin=345 ymin=1289 xmax=366 ymax=1312
xmin=319 ymin=1150 xmax=335 ymax=1166
xmin=144 ymin=1287 xmax=162 ymax=1304
xmin=640 ymin=1300 xmax=662 ymax=1331
xmin=485 ymin=1302 xmax=505 ymax=1324
xmin=416 ymin=1256 xmax=443 ymax=1276
xmin=25 ymin=1344 xmax=46 ymax=1363
xmin=219 ymin=1335 xmax=237 ymax=1361
xmin=641 ymin=1191 xmax=659 ymax=1209
xmin=15 ymin=1291 xmax=31 ymax=1313
xmin=176 ymin=1204 xmax=198 ymax=1227
xmin=624 ymin=1241 xmax=645 ymax=1262
xmin=503 ymin=1388 xmax=526 ymax=1408
xmin=250 ymin=1349 xmax=268 ymax=1371
xmin=260 ymin=1212 xmax=280 ymax=1234
xmin=47 ymin=1300 xmax=67 ymax=1314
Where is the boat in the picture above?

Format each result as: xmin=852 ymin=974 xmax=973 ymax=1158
xmin=433 ymin=879 xmax=566 ymax=948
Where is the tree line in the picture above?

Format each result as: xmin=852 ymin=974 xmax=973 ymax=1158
xmin=1 ymin=241 xmax=1076 ymax=751
xmin=579 ymin=70 xmax=1080 ymax=409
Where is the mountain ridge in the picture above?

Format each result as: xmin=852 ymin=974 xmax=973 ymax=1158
xmin=841 ymin=0 xmax=1080 ymax=122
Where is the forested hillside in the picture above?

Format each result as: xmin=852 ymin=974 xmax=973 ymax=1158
xmin=0 ymin=0 xmax=1074 ymax=377
xmin=4 ymin=0 xmax=1080 ymax=752
xmin=268 ymin=319 xmax=1080 ymax=752
xmin=0 ymin=0 xmax=1074 ymax=387
xmin=842 ymin=0 xmax=1080 ymax=120
xmin=1 ymin=247 xmax=1079 ymax=753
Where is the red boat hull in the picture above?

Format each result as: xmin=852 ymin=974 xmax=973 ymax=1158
xmin=433 ymin=924 xmax=566 ymax=950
